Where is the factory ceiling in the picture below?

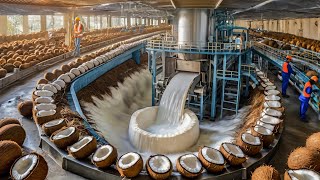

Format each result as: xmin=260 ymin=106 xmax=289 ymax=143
xmin=0 ymin=0 xmax=320 ymax=20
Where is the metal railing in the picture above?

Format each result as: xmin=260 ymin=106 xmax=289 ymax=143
xmin=241 ymin=64 xmax=256 ymax=75
xmin=217 ymin=70 xmax=239 ymax=79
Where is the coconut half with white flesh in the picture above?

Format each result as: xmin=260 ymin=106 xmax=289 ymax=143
xmin=265 ymin=95 xmax=281 ymax=101
xmin=92 ymin=144 xmax=118 ymax=169
xmin=264 ymin=90 xmax=280 ymax=96
xmin=265 ymin=82 xmax=274 ymax=86
xmin=41 ymin=119 xmax=67 ymax=136
xmin=176 ymin=154 xmax=203 ymax=178
xmin=236 ymin=133 xmax=263 ymax=156
xmin=251 ymin=125 xmax=275 ymax=148
xmin=263 ymin=108 xmax=283 ymax=118
xmin=265 ymin=85 xmax=277 ymax=90
xmin=50 ymin=126 xmax=79 ymax=149
xmin=284 ymin=169 xmax=320 ymax=180
xmin=260 ymin=115 xmax=283 ymax=133
xmin=256 ymin=121 xmax=276 ymax=133
xmin=35 ymin=97 xmax=54 ymax=104
xmin=220 ymin=143 xmax=246 ymax=166
xmin=68 ymin=136 xmax=97 ymax=159
xmin=261 ymin=83 xmax=267 ymax=88
xmin=146 ymin=155 xmax=172 ymax=180
xmin=264 ymin=101 xmax=282 ymax=108
xmin=10 ymin=153 xmax=48 ymax=180
xmin=198 ymin=146 xmax=225 ymax=173
xmin=117 ymin=152 xmax=143 ymax=178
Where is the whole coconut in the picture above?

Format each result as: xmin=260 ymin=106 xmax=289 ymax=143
xmin=0 ymin=124 xmax=26 ymax=146
xmin=0 ymin=140 xmax=22 ymax=175
xmin=37 ymin=78 xmax=48 ymax=85
xmin=287 ymin=147 xmax=320 ymax=171
xmin=0 ymin=118 xmax=21 ymax=128
xmin=3 ymin=63 xmax=14 ymax=73
xmin=251 ymin=165 xmax=280 ymax=180
xmin=17 ymin=100 xmax=33 ymax=117
xmin=306 ymin=132 xmax=320 ymax=152
xmin=44 ymin=72 xmax=56 ymax=81
xmin=0 ymin=68 xmax=7 ymax=78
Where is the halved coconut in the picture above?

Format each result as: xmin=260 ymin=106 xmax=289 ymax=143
xmin=92 ymin=144 xmax=118 ymax=169
xmin=0 ymin=140 xmax=22 ymax=175
xmin=198 ymin=146 xmax=225 ymax=173
xmin=261 ymin=78 xmax=269 ymax=83
xmin=68 ymin=136 xmax=97 ymax=159
xmin=176 ymin=154 xmax=203 ymax=178
xmin=0 ymin=124 xmax=26 ymax=146
xmin=0 ymin=118 xmax=20 ymax=128
xmin=146 ymin=154 xmax=172 ymax=180
xmin=42 ymin=84 xmax=57 ymax=94
xmin=33 ymin=109 xmax=58 ymax=125
xmin=66 ymin=72 xmax=75 ymax=80
xmin=70 ymin=68 xmax=81 ymax=76
xmin=34 ymin=103 xmax=57 ymax=111
xmin=50 ymin=126 xmax=79 ymax=149
xmin=284 ymin=169 xmax=320 ymax=180
xmin=251 ymin=125 xmax=274 ymax=148
xmin=262 ymin=108 xmax=283 ymax=118
xmin=287 ymin=147 xmax=320 ymax=171
xmin=306 ymin=132 xmax=320 ymax=152
xmin=34 ymin=90 xmax=54 ymax=97
xmin=265 ymin=95 xmax=281 ymax=101
xmin=260 ymin=83 xmax=267 ymax=88
xmin=265 ymin=82 xmax=274 ymax=86
xmin=57 ymin=74 xmax=71 ymax=83
xmin=260 ymin=115 xmax=282 ymax=133
xmin=77 ymin=66 xmax=86 ymax=74
xmin=10 ymin=153 xmax=48 ymax=180
xmin=256 ymin=121 xmax=276 ymax=133
xmin=264 ymin=90 xmax=280 ymax=96
xmin=53 ymin=79 xmax=66 ymax=89
xmin=252 ymin=165 xmax=280 ymax=180
xmin=41 ymin=119 xmax=67 ymax=136
xmin=265 ymin=86 xmax=277 ymax=90
xmin=220 ymin=143 xmax=246 ymax=166
xmin=17 ymin=100 xmax=33 ymax=117
xmin=117 ymin=152 xmax=143 ymax=178
xmin=264 ymin=101 xmax=282 ymax=108
xmin=34 ymin=97 xmax=54 ymax=104
xmin=236 ymin=133 xmax=263 ymax=156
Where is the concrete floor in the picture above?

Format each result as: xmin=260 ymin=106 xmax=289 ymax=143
xmin=0 ymin=59 xmax=319 ymax=179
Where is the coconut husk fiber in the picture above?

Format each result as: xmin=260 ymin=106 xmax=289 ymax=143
xmin=251 ymin=165 xmax=280 ymax=180
xmin=0 ymin=124 xmax=26 ymax=146
xmin=306 ymin=132 xmax=320 ymax=152
xmin=0 ymin=140 xmax=22 ymax=175
xmin=77 ymin=53 xmax=148 ymax=104
xmin=17 ymin=100 xmax=33 ymax=117
xmin=0 ymin=118 xmax=21 ymax=128
xmin=287 ymin=147 xmax=320 ymax=171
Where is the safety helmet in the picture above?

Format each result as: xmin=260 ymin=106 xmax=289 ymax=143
xmin=311 ymin=76 xmax=319 ymax=83
xmin=75 ymin=17 xmax=80 ymax=21
xmin=286 ymin=55 xmax=293 ymax=61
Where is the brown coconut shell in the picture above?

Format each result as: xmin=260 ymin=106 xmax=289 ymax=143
xmin=220 ymin=143 xmax=246 ymax=166
xmin=0 ymin=68 xmax=7 ymax=78
xmin=146 ymin=154 xmax=172 ymax=180
xmin=52 ymin=69 xmax=64 ymax=78
xmin=32 ymin=106 xmax=62 ymax=125
xmin=3 ymin=63 xmax=14 ymax=73
xmin=117 ymin=152 xmax=143 ymax=178
xmin=41 ymin=119 xmax=67 ymax=136
xmin=0 ymin=124 xmax=26 ymax=146
xmin=10 ymin=153 xmax=48 ymax=180
xmin=68 ymin=136 xmax=97 ymax=159
xmin=236 ymin=133 xmax=263 ymax=156
xmin=306 ymin=132 xmax=320 ymax=152
xmin=251 ymin=165 xmax=280 ymax=180
xmin=37 ymin=78 xmax=48 ymax=85
xmin=176 ymin=154 xmax=203 ymax=178
xmin=251 ymin=126 xmax=275 ymax=148
xmin=17 ymin=100 xmax=33 ymax=117
xmin=198 ymin=146 xmax=225 ymax=173
xmin=0 ymin=118 xmax=20 ymax=128
xmin=61 ymin=64 xmax=71 ymax=73
xmin=50 ymin=126 xmax=79 ymax=149
xmin=287 ymin=147 xmax=320 ymax=171
xmin=0 ymin=140 xmax=22 ymax=175
xmin=44 ymin=72 xmax=56 ymax=82
xmin=91 ymin=144 xmax=118 ymax=169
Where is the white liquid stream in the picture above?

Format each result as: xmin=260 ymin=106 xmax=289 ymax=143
xmin=82 ymin=68 xmax=250 ymax=170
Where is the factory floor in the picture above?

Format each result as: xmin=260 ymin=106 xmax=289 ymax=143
xmin=0 ymin=60 xmax=319 ymax=179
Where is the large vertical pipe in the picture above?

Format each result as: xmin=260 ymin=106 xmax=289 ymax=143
xmin=40 ymin=15 xmax=46 ymax=32
xmin=23 ymin=15 xmax=29 ymax=34
xmin=0 ymin=16 xmax=7 ymax=35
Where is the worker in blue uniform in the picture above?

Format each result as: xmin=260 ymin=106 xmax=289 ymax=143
xmin=299 ymin=76 xmax=319 ymax=122
xmin=282 ymin=55 xmax=295 ymax=98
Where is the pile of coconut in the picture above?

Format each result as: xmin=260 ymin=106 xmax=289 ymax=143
xmin=0 ymin=117 xmax=49 ymax=180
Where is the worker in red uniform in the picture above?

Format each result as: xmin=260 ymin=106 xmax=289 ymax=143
xmin=299 ymin=76 xmax=319 ymax=122
xmin=73 ymin=17 xmax=84 ymax=57
xmin=282 ymin=55 xmax=295 ymax=98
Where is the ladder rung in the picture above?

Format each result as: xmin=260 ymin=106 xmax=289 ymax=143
xmin=222 ymin=108 xmax=237 ymax=112
xmin=224 ymin=93 xmax=238 ymax=97
xmin=224 ymin=100 xmax=237 ymax=104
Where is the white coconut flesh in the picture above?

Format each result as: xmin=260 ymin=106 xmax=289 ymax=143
xmin=265 ymin=82 xmax=274 ymax=86
xmin=36 ymin=84 xmax=45 ymax=90
xmin=265 ymin=90 xmax=280 ymax=96
xmin=34 ymin=90 xmax=54 ymax=97
xmin=265 ymin=86 xmax=277 ymax=90
xmin=36 ymin=109 xmax=56 ymax=117
xmin=256 ymin=121 xmax=275 ymax=132
xmin=34 ymin=103 xmax=57 ymax=111
xmin=261 ymin=83 xmax=267 ymax=88
xmin=69 ymin=136 xmax=93 ymax=152
xmin=263 ymin=108 xmax=282 ymax=117
xmin=52 ymin=127 xmax=76 ymax=140
xmin=35 ymin=97 xmax=54 ymax=104
xmin=118 ymin=152 xmax=140 ymax=169
xmin=265 ymin=95 xmax=281 ymax=101
xmin=260 ymin=115 xmax=282 ymax=125
xmin=223 ymin=144 xmax=245 ymax=158
xmin=287 ymin=169 xmax=320 ymax=180
xmin=93 ymin=145 xmax=113 ymax=162
xmin=254 ymin=126 xmax=273 ymax=136
xmin=148 ymin=155 xmax=171 ymax=173
xmin=241 ymin=133 xmax=261 ymax=145
xmin=44 ymin=119 xmax=65 ymax=128
xmin=179 ymin=155 xmax=202 ymax=173
xmin=264 ymin=101 xmax=282 ymax=108
xmin=11 ymin=154 xmax=38 ymax=180
xmin=53 ymin=80 xmax=66 ymax=88
xmin=201 ymin=147 xmax=224 ymax=164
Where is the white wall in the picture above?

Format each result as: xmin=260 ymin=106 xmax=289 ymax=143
xmin=234 ymin=17 xmax=320 ymax=40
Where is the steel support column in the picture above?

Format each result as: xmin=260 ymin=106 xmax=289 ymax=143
xmin=211 ymin=55 xmax=218 ymax=119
